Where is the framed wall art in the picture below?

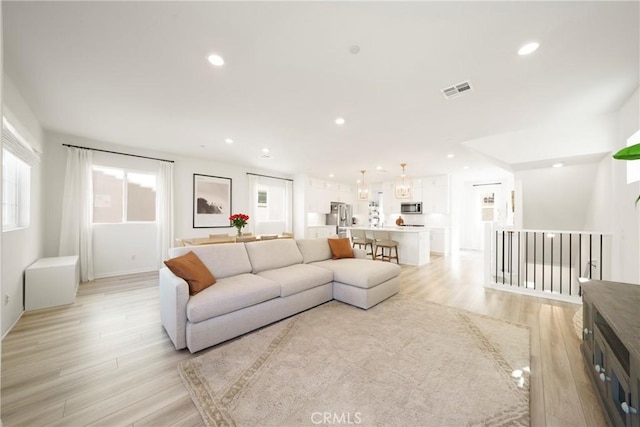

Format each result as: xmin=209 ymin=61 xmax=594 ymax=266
xmin=193 ymin=174 xmax=232 ymax=228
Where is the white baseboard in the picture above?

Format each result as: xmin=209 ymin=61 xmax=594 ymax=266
xmin=484 ymin=282 xmax=582 ymax=304
xmin=2 ymin=310 xmax=24 ymax=340
xmin=93 ymin=268 xmax=157 ymax=280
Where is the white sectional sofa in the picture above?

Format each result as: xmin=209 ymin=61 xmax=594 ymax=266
xmin=159 ymin=238 xmax=401 ymax=353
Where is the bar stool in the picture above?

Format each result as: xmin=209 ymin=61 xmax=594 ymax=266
xmin=373 ymin=230 xmax=399 ymax=264
xmin=350 ymin=229 xmax=375 ymax=259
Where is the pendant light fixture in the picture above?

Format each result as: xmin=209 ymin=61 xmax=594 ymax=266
xmin=395 ymin=163 xmax=413 ymax=199
xmin=357 ymin=170 xmax=369 ymax=201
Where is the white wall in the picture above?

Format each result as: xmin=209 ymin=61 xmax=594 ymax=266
xmin=611 ymin=88 xmax=640 ymax=284
xmin=508 ymin=87 xmax=639 ymax=284
xmin=90 ymin=148 xmax=163 ymax=277
xmin=583 ymin=155 xmax=613 ymax=232
xmin=516 ymin=162 xmax=600 ymax=231
xmin=1 ymin=73 xmax=44 ymax=336
xmin=2 ymin=75 xmax=43 ymax=152
xmin=458 ymin=178 xmax=512 ymax=250
xmin=1 ymin=1 xmax=4 ymax=394
xmin=43 ymin=131 xmax=293 ymax=277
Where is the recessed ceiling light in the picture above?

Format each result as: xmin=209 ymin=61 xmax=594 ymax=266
xmin=207 ymin=54 xmax=225 ymax=66
xmin=552 ymin=162 xmax=564 ymax=168
xmin=376 ymin=166 xmax=383 ymax=171
xmin=262 ymin=148 xmax=270 ymax=153
xmin=518 ymin=42 xmax=539 ymax=56
xmin=463 ymin=166 xmax=469 ymax=170
xmin=225 ymin=138 xmax=234 ymax=144
xmin=329 ymin=173 xmax=335 ymax=178
xmin=349 ymin=45 xmax=360 ymax=55
xmin=447 ymin=154 xmax=455 ymax=158
xmin=200 ymin=144 xmax=206 ymax=148
xmin=335 ymin=117 xmax=346 ymax=125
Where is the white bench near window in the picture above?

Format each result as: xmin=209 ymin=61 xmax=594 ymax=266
xmin=25 ymin=256 xmax=79 ymax=311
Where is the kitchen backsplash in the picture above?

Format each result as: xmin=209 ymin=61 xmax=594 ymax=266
xmin=390 ymin=213 xmax=450 ymax=228
xmin=307 ymin=213 xmax=327 ymax=226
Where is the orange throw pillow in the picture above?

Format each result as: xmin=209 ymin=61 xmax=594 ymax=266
xmin=164 ymin=251 xmax=216 ymax=295
xmin=328 ymin=237 xmax=355 ymax=260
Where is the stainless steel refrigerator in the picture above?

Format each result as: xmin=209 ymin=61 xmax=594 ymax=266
xmin=327 ymin=202 xmax=353 ymax=237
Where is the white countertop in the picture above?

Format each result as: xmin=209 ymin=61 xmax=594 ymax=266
xmin=344 ymin=226 xmax=430 ymax=233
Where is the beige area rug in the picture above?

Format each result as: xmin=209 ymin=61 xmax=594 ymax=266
xmin=178 ymin=295 xmax=530 ymax=427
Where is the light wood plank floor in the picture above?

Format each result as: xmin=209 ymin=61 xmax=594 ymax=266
xmin=1 ymin=251 xmax=607 ymax=426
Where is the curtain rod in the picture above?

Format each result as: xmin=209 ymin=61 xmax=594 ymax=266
xmin=246 ymin=172 xmax=293 ymax=182
xmin=62 ymin=143 xmax=174 ymax=163
xmin=472 ymin=182 xmax=502 ymax=187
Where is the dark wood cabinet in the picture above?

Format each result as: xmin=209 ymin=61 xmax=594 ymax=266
xmin=582 ymin=281 xmax=640 ymax=427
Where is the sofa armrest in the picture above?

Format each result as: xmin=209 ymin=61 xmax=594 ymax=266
xmin=159 ymin=267 xmax=190 ymax=350
xmin=353 ymin=248 xmax=367 ymax=259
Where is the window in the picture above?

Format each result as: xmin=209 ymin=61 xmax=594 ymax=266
xmin=257 ymin=190 xmax=268 ymax=207
xmin=92 ymin=166 xmax=156 ymax=223
xmin=2 ymin=149 xmax=30 ymax=231
xmin=247 ymin=174 xmax=293 ymax=236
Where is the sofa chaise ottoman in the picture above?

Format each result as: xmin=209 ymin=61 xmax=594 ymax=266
xmin=160 ymin=237 xmax=401 ymax=353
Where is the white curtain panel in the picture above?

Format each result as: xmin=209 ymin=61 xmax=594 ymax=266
xmin=247 ymin=174 xmax=259 ymax=235
xmin=247 ymin=174 xmax=293 ymax=235
xmin=284 ymin=180 xmax=293 ymax=233
xmin=156 ymin=161 xmax=174 ymax=263
xmin=58 ymin=147 xmax=94 ymax=282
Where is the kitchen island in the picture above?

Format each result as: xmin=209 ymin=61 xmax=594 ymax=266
xmin=342 ymin=226 xmax=430 ymax=266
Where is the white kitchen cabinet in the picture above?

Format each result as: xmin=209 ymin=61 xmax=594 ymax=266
xmin=429 ymin=228 xmax=450 ymax=255
xmin=379 ymin=178 xmax=424 ymax=215
xmin=307 ymin=226 xmax=336 ymax=238
xmin=306 ymin=178 xmax=355 ymax=214
xmin=306 ymin=178 xmax=331 ymax=214
xmin=411 ymin=179 xmax=423 ymax=203
xmin=382 ymin=181 xmax=401 ymax=214
xmin=384 ymin=229 xmax=430 ymax=266
xmin=354 ymin=199 xmax=369 ymax=216
xmin=422 ymin=175 xmax=450 ymax=214
xmin=338 ymin=184 xmax=355 ymax=206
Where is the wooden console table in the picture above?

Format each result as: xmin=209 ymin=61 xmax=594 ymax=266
xmin=582 ymin=280 xmax=640 ymax=427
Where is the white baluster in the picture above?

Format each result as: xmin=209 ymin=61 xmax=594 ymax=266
xmin=621 ymin=402 xmax=638 ymax=415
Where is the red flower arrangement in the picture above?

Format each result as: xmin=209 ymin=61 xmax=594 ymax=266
xmin=229 ymin=213 xmax=249 ymax=235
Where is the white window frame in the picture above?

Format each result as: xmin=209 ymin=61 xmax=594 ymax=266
xmin=92 ymin=165 xmax=157 ymax=224
xmin=2 ymin=148 xmax=31 ymax=231
xmin=2 ymin=116 xmax=35 ymax=232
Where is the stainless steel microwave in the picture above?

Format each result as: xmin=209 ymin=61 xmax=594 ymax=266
xmin=401 ymin=202 xmax=422 ymax=214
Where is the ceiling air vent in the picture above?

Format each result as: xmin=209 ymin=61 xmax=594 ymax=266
xmin=441 ymin=80 xmax=473 ymax=100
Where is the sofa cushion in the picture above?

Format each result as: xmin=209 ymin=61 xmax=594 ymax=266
xmin=258 ymin=264 xmax=334 ymax=297
xmin=296 ymin=238 xmax=332 ymax=263
xmin=186 ymin=273 xmax=280 ymax=322
xmin=327 ymin=237 xmax=355 ymax=259
xmin=311 ymin=259 xmax=401 ymax=289
xmin=168 ymin=243 xmax=252 ymax=279
xmin=164 ymin=251 xmax=216 ymax=295
xmin=245 ymin=239 xmax=304 ymax=274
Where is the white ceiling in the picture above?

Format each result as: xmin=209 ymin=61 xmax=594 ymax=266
xmin=3 ymin=1 xmax=639 ymax=183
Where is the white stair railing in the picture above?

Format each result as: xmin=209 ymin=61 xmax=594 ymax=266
xmin=484 ymin=225 xmax=611 ymax=303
